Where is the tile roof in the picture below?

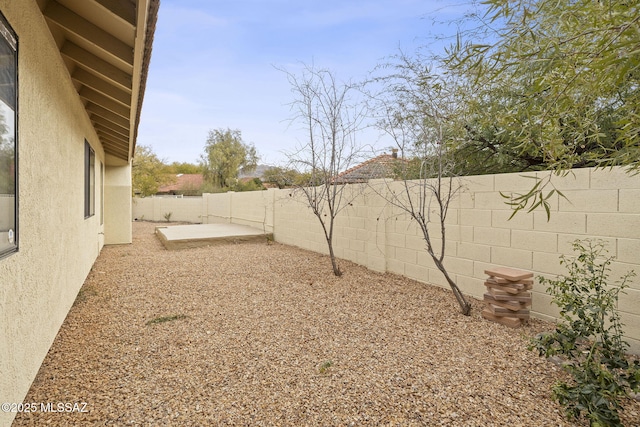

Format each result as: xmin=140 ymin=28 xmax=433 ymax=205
xmin=157 ymin=174 xmax=204 ymax=193
xmin=333 ymin=153 xmax=406 ymax=183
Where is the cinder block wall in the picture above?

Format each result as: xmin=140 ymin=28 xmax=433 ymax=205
xmin=132 ymin=167 xmax=640 ymax=352
xmin=228 ymin=190 xmax=275 ymax=232
xmin=133 ymin=196 xmax=205 ymax=223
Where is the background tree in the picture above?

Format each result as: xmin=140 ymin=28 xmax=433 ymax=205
xmin=282 ymin=64 xmax=368 ymax=276
xmin=201 ymin=128 xmax=259 ymax=189
xmin=167 ymin=161 xmax=203 ymax=175
xmin=368 ymin=52 xmax=472 ymax=315
xmin=132 ymin=144 xmax=174 ymax=197
xmin=262 ymin=166 xmax=308 ymax=189
xmin=444 ymin=0 xmax=640 ymax=214
xmin=234 ymin=177 xmax=265 ymax=192
xmin=0 ymin=113 xmax=14 ymax=195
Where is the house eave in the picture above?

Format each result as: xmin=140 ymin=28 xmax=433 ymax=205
xmin=38 ymin=0 xmax=159 ymax=166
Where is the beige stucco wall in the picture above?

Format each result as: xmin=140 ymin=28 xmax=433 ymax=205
xmin=0 ymin=2 xmax=115 ymax=424
xmin=133 ymin=167 xmax=640 ymax=353
xmin=105 ymin=165 xmax=132 ymax=245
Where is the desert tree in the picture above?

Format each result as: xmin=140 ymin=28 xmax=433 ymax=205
xmin=132 ymin=144 xmax=175 ymax=197
xmin=262 ymin=166 xmax=308 ymax=189
xmin=201 ymin=128 xmax=259 ymax=189
xmin=444 ymin=0 xmax=640 ymax=216
xmin=0 ymin=112 xmax=14 ymax=195
xmin=367 ymin=51 xmax=472 ymax=314
xmin=167 ymin=161 xmax=203 ymax=175
xmin=281 ymin=63 xmax=368 ymax=276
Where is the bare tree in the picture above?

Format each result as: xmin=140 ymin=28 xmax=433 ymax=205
xmin=368 ymin=52 xmax=472 ymax=314
xmin=281 ymin=63 xmax=368 ymax=276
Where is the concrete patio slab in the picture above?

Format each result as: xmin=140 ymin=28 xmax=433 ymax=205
xmin=155 ymin=223 xmax=272 ymax=250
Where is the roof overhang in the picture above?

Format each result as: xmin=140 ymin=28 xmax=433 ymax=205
xmin=37 ymin=0 xmax=159 ymax=166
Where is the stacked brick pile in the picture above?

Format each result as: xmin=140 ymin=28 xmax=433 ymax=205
xmin=481 ymin=267 xmax=533 ymax=328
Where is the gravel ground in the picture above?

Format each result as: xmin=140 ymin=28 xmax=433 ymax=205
xmin=13 ymin=221 xmax=640 ymax=426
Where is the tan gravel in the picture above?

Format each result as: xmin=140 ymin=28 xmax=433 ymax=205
xmin=12 ymin=221 xmax=640 ymax=426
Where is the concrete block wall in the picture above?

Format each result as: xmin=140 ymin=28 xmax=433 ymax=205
xmin=227 ymin=190 xmax=275 ymax=232
xmin=274 ymin=189 xmax=328 ymax=255
xmin=202 ymin=192 xmax=230 ymax=223
xmin=133 ymin=196 xmax=204 ymax=223
xmin=133 ymin=191 xmax=277 ymax=232
xmin=277 ymin=168 xmax=640 ymax=352
xmin=131 ymin=167 xmax=640 ymax=352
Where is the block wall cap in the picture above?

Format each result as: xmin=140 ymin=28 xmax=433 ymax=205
xmin=485 ymin=267 xmax=534 ymax=281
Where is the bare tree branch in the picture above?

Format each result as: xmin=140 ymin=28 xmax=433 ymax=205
xmin=279 ymin=63 xmax=369 ymax=276
xmin=365 ymin=52 xmax=472 ymax=315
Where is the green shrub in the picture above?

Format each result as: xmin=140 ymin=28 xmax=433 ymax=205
xmin=531 ymin=240 xmax=639 ymax=426
xmin=233 ymin=178 xmax=265 ymax=192
xmin=318 ymin=360 xmax=333 ymax=374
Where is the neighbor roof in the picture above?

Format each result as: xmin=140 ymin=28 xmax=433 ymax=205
xmin=38 ymin=0 xmax=159 ymax=165
xmin=333 ymin=153 xmax=406 ymax=184
xmin=157 ymin=174 xmax=205 ymax=193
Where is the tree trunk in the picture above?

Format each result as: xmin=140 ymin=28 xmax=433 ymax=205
xmin=326 ymin=238 xmax=342 ymax=277
xmin=434 ymin=259 xmax=471 ymax=315
xmin=316 ymin=209 xmax=342 ymax=277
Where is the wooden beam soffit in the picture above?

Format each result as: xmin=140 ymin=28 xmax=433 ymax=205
xmin=44 ymin=0 xmax=134 ymax=67
xmin=93 ymin=118 xmax=130 ymax=139
xmin=61 ymin=42 xmax=132 ymax=91
xmin=72 ymin=68 xmax=131 ymax=106
xmin=100 ymin=142 xmax=130 ymax=159
xmin=87 ymin=103 xmax=130 ymax=128
xmin=99 ymin=134 xmax=131 ymax=152
xmin=93 ymin=0 xmax=137 ymax=26
xmin=79 ymin=86 xmax=130 ymax=118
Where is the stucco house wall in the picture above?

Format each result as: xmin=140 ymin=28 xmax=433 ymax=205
xmin=105 ymin=165 xmax=133 ymax=245
xmin=0 ymin=2 xmax=108 ymax=421
xmin=0 ymin=0 xmax=156 ymax=424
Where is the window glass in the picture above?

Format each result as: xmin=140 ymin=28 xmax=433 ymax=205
xmin=100 ymin=161 xmax=104 ymax=225
xmin=84 ymin=141 xmax=95 ymax=218
xmin=0 ymin=12 xmax=17 ymax=257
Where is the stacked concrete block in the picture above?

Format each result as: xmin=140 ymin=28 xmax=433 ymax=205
xmin=481 ymin=267 xmax=533 ymax=328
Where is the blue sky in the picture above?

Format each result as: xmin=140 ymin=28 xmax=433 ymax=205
xmin=136 ymin=0 xmax=478 ymax=166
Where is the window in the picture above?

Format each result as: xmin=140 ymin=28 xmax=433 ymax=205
xmin=84 ymin=140 xmax=95 ymax=218
xmin=0 ymin=12 xmax=17 ymax=258
xmin=99 ymin=161 xmax=104 ymax=225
